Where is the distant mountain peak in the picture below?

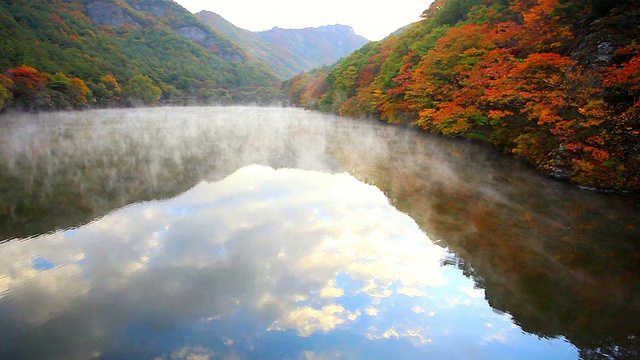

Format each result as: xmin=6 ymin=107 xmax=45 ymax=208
xmin=197 ymin=11 xmax=369 ymax=79
xmin=260 ymin=24 xmax=361 ymax=36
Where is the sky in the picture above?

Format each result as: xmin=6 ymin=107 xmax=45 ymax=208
xmin=173 ymin=0 xmax=432 ymax=41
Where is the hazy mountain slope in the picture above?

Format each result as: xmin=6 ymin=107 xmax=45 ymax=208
xmin=257 ymin=25 xmax=369 ymax=72
xmin=197 ymin=11 xmax=369 ymax=79
xmin=196 ymin=11 xmax=303 ymax=79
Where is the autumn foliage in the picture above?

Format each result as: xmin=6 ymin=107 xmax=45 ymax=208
xmin=0 ymin=62 xmax=169 ymax=111
xmin=1 ymin=65 xmax=101 ymax=111
xmin=284 ymin=0 xmax=640 ymax=190
xmin=0 ymin=0 xmax=283 ymax=111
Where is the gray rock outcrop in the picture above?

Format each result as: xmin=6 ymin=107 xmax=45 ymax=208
xmin=86 ymin=0 xmax=139 ymax=28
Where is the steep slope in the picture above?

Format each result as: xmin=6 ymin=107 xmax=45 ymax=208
xmin=284 ymin=0 xmax=640 ymax=191
xmin=0 ymin=0 xmax=278 ymax=109
xmin=257 ymin=25 xmax=369 ymax=72
xmin=196 ymin=11 xmax=301 ymax=79
xmin=197 ymin=11 xmax=369 ymax=79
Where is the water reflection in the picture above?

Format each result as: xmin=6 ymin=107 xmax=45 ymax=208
xmin=332 ymin=125 xmax=640 ymax=359
xmin=1 ymin=107 xmax=638 ymax=358
xmin=0 ymin=107 xmax=337 ymax=240
xmin=0 ymin=165 xmax=576 ymax=359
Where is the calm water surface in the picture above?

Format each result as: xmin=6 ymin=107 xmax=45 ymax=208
xmin=0 ymin=107 xmax=638 ymax=359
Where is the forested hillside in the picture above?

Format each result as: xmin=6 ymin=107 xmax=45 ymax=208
xmin=0 ymin=0 xmax=280 ymax=110
xmin=283 ymin=0 xmax=640 ymax=191
xmin=197 ymin=11 xmax=368 ymax=79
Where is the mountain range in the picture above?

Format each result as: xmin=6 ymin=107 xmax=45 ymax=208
xmin=196 ymin=11 xmax=368 ymax=79
xmin=0 ymin=0 xmax=370 ymax=109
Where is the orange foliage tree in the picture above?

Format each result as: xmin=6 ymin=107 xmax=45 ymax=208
xmin=286 ymin=0 xmax=640 ymax=189
xmin=4 ymin=65 xmax=52 ymax=111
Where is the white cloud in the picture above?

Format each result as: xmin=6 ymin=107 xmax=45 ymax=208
xmin=320 ymin=280 xmax=345 ymax=298
xmin=398 ymin=286 xmax=427 ymax=297
xmin=269 ymin=304 xmax=347 ymax=337
xmin=364 ymin=306 xmax=379 ymax=316
xmin=0 ymin=165 xmax=511 ymax=356
xmin=168 ymin=346 xmax=215 ymax=360
xmin=368 ymin=326 xmax=432 ymax=345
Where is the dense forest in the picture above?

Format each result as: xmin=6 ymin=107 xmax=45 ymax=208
xmin=0 ymin=0 xmax=284 ymax=110
xmin=283 ymin=0 xmax=640 ymax=191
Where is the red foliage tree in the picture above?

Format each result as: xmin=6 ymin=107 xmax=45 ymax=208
xmin=4 ymin=65 xmax=52 ymax=111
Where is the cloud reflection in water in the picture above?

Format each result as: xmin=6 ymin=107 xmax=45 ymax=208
xmin=0 ymin=165 xmax=577 ymax=359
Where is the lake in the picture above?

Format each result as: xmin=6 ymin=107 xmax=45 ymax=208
xmin=0 ymin=107 xmax=638 ymax=359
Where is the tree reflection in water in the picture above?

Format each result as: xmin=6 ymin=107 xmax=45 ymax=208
xmin=332 ymin=123 xmax=640 ymax=359
xmin=0 ymin=107 xmax=638 ymax=358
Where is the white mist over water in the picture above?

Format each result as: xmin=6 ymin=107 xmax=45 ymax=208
xmin=0 ymin=106 xmax=638 ymax=359
xmin=0 ymin=105 xmax=473 ymax=228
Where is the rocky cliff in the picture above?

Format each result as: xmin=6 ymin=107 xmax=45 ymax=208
xmin=85 ymin=0 xmax=139 ymax=28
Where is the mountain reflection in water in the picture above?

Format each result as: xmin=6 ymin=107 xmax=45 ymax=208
xmin=0 ymin=107 xmax=638 ymax=359
xmin=0 ymin=165 xmax=576 ymax=359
